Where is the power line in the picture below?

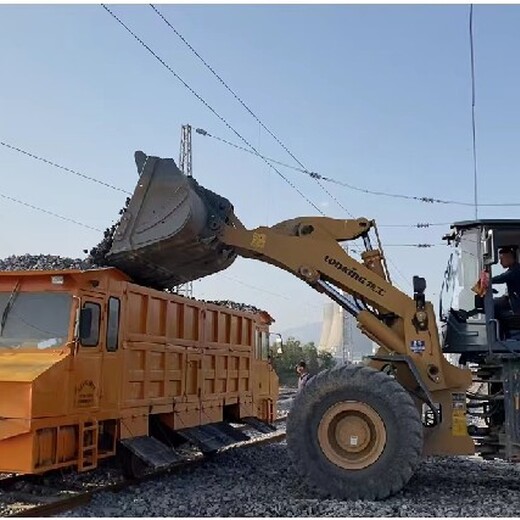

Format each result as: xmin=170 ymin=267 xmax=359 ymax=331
xmin=385 ymin=257 xmax=412 ymax=289
xmin=469 ymin=5 xmax=479 ymax=219
xmin=220 ymin=274 xmax=321 ymax=309
xmin=101 ymin=4 xmax=324 ymax=215
xmin=149 ymin=4 xmax=355 ymax=218
xmin=384 ymin=243 xmax=445 ymax=248
xmin=0 ymin=141 xmax=131 ymax=195
xmin=149 ymin=3 xmax=431 ymax=294
xmin=196 ymin=128 xmax=520 ymax=208
xmin=0 ymin=192 xmax=102 ymax=231
xmin=379 ymin=222 xmax=452 ymax=228
xmin=105 ymin=5 xmax=435 ymax=293
xmin=1 ymin=138 xmax=446 ymax=237
xmin=2 ymin=182 xmax=443 ymax=250
xmin=194 ymin=129 xmax=450 ymax=205
xmin=1 ymin=189 xmax=327 ymax=311
xmin=2 ymin=134 xmax=454 ymax=230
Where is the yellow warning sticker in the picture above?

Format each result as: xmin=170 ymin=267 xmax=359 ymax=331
xmin=251 ymin=232 xmax=267 ymax=249
xmin=452 ymin=410 xmax=467 ymax=436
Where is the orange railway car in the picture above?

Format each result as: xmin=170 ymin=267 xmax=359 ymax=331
xmin=0 ymin=267 xmax=278 ymax=475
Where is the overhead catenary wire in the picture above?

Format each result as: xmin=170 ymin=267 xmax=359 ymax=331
xmin=149 ymin=4 xmax=355 ymax=219
xmin=384 ymin=243 xmax=445 ymax=248
xmin=105 ymin=6 xmax=455 ymax=292
xmin=0 ymin=141 xmax=131 ymax=195
xmin=384 ymin=257 xmax=412 ymax=289
xmin=0 ymin=192 xmax=102 ymax=232
xmin=220 ymin=274 xmax=322 ymax=310
xmin=1 ymin=139 xmax=451 ymax=231
xmin=2 ymin=186 xmax=433 ymax=304
xmin=106 ymin=6 xmax=446 ymax=291
xmin=469 ymin=4 xmax=479 ymax=219
xmin=379 ymin=222 xmax=453 ymax=228
xmin=101 ymin=4 xmax=324 ymax=216
xmin=195 ymin=129 xmax=446 ymax=205
xmin=196 ymin=129 xmax=520 ymax=208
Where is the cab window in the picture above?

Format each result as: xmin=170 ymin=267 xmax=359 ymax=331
xmin=255 ymin=330 xmax=270 ymax=360
xmin=81 ymin=302 xmax=100 ymax=347
xmin=106 ymin=297 xmax=120 ymax=352
xmin=255 ymin=331 xmax=262 ymax=358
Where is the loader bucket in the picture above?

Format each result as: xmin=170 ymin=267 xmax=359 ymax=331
xmin=106 ymin=151 xmax=236 ymax=289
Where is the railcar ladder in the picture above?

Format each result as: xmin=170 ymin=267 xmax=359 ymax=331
xmin=78 ymin=420 xmax=99 ymax=472
xmin=265 ymin=398 xmax=275 ymax=424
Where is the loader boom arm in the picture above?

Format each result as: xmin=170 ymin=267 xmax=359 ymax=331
xmin=107 ymin=151 xmax=475 ymax=459
xmin=220 ymin=215 xmax=473 ymax=410
xmin=222 ymin=216 xmax=409 ymax=315
xmin=220 ymin=214 xmax=475 ymax=455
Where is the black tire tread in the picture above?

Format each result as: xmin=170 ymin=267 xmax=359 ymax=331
xmin=287 ymin=364 xmax=423 ymax=500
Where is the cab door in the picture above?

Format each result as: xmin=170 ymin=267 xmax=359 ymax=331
xmin=252 ymin=329 xmax=276 ymax=421
xmin=72 ymin=294 xmax=104 ymax=413
xmin=99 ymin=295 xmax=122 ymax=413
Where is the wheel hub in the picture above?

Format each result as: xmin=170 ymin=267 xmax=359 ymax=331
xmin=318 ymin=401 xmax=387 ymax=470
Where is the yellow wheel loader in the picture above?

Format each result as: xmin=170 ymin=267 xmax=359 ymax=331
xmin=105 ymin=151 xmax=520 ymax=500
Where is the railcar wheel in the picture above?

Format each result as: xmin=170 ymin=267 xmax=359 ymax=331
xmin=286 ymin=364 xmax=423 ymax=500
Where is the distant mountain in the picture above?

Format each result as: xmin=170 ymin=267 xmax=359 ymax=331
xmin=281 ymin=321 xmax=322 ymax=345
xmin=280 ymin=321 xmax=374 ymax=360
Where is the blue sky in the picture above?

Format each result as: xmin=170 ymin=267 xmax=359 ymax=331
xmin=1 ymin=4 xmax=520 ymax=335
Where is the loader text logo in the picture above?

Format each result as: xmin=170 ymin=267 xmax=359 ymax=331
xmin=74 ymin=380 xmax=96 ymax=408
xmin=324 ymin=255 xmax=386 ymax=296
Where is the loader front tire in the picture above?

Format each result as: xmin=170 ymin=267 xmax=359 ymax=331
xmin=286 ymin=364 xmax=423 ymax=500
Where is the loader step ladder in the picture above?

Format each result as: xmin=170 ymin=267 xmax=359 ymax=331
xmin=78 ymin=421 xmax=99 ymax=472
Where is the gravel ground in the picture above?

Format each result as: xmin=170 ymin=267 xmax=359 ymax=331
xmin=4 ymin=388 xmax=520 ymax=517
xmin=61 ymin=440 xmax=520 ymax=518
xmin=0 ymin=397 xmax=293 ymax=516
xmin=277 ymin=388 xmax=296 ymax=417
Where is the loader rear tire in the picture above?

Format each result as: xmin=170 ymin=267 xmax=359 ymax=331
xmin=286 ymin=364 xmax=423 ymax=500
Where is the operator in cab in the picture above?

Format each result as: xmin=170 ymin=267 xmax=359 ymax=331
xmin=492 ymin=246 xmax=520 ymax=318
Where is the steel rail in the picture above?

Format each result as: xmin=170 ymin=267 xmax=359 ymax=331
xmin=1 ymin=417 xmax=289 ymax=518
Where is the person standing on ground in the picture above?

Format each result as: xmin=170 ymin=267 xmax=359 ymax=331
xmin=296 ymin=361 xmax=310 ymax=392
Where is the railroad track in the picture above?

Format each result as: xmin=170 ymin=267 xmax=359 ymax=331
xmin=0 ymin=416 xmax=289 ymax=518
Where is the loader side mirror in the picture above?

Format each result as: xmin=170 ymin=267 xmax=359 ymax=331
xmin=483 ymin=230 xmax=497 ymax=266
xmin=413 ymin=276 xmax=426 ymax=294
xmin=79 ymin=308 xmax=93 ymax=341
xmin=269 ymin=333 xmax=284 ymax=357
xmin=413 ymin=276 xmax=426 ymax=310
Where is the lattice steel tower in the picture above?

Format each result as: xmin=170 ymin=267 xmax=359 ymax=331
xmin=179 ymin=124 xmax=193 ymax=180
xmin=174 ymin=124 xmax=194 ymax=298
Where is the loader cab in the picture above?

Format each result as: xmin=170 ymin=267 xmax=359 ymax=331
xmin=440 ymin=219 xmax=520 ymax=360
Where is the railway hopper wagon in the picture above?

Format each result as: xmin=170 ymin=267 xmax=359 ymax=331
xmin=0 ymin=267 xmax=278 ymax=476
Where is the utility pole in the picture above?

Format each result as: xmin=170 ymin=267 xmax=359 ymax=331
xmin=342 ymin=310 xmax=353 ymax=363
xmin=174 ymin=124 xmax=194 ymax=298
xmin=341 ymin=244 xmax=353 ymax=364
